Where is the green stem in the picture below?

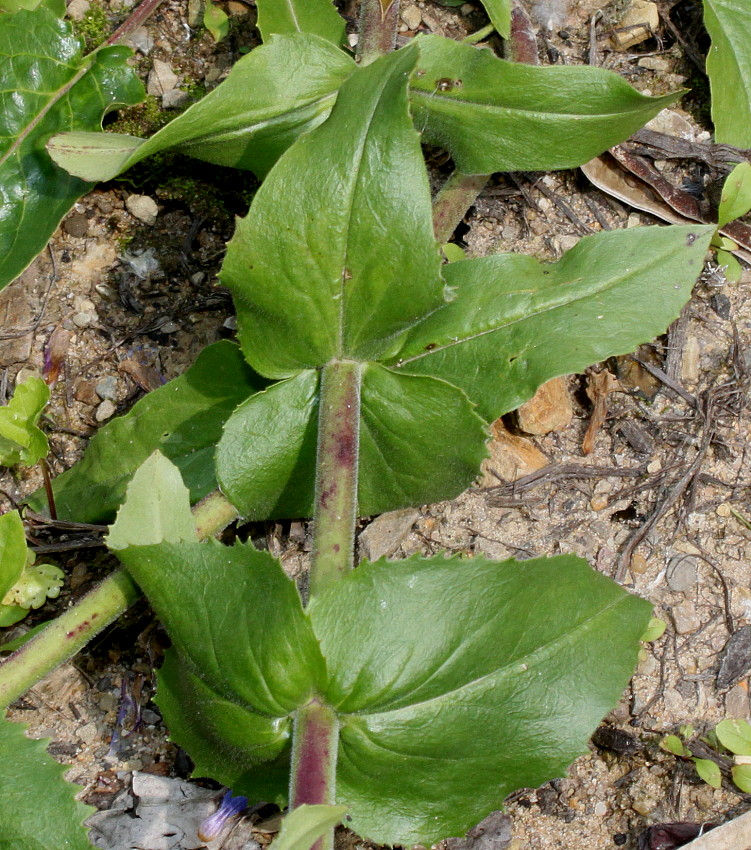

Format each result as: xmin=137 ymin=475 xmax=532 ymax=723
xmin=309 ymin=360 xmax=362 ymax=598
xmin=290 ymin=699 xmax=339 ymax=850
xmin=432 ymin=171 xmax=491 ymax=244
xmin=0 ymin=491 xmax=238 ymax=709
xmin=462 ymin=22 xmax=495 ymax=43
xmin=357 ymin=0 xmax=400 ymax=65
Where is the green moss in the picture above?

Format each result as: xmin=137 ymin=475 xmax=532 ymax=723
xmin=106 ymin=95 xmax=172 ymax=138
xmin=73 ymin=2 xmax=110 ymax=52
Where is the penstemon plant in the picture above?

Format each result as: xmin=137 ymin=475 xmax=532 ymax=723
xmin=0 ymin=0 xmax=718 ymax=847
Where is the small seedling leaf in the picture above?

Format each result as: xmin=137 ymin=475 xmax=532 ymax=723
xmin=409 ymin=35 xmax=678 ymax=174
xmin=221 ymin=46 xmax=445 ymax=376
xmin=732 ymin=763 xmax=751 ymax=793
xmin=693 ymin=758 xmax=722 ymax=789
xmin=0 ymin=712 xmax=94 ymax=849
xmin=0 ymin=376 xmax=49 ymax=467
xmin=389 ymin=225 xmax=715 ymax=422
xmin=308 ymin=553 xmax=651 ymax=844
xmin=716 ymin=249 xmax=743 ymax=282
xmin=203 ymin=1 xmax=229 ymax=42
xmin=716 ymin=718 xmax=751 ymax=755
xmin=703 ymin=0 xmax=751 ymax=147
xmin=641 ymin=617 xmax=666 ymax=642
xmin=26 ymin=341 xmax=263 ymax=523
xmin=107 ymin=452 xmax=197 ymax=550
xmin=48 ymin=34 xmax=354 ymax=181
xmin=0 ymin=0 xmax=143 ymax=292
xmin=256 ymin=0 xmax=345 ymax=45
xmin=717 ymin=162 xmax=751 ymax=228
xmin=271 ymin=805 xmax=349 ymax=850
xmin=660 ymin=735 xmax=690 ymax=757
xmin=216 ymin=365 xmax=487 ymax=519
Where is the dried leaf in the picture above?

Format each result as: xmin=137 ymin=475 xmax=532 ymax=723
xmin=717 ymin=626 xmax=751 ymax=691
xmin=582 ymin=370 xmax=619 ymax=456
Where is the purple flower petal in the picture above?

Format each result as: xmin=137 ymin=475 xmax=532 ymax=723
xmin=198 ymin=790 xmax=249 ymax=842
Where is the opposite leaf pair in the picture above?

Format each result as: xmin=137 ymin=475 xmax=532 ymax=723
xmin=109 ymin=451 xmax=652 ymax=845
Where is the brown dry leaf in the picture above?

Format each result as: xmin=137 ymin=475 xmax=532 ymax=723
xmin=43 ymin=325 xmax=72 ymax=387
xmin=610 ymin=146 xmax=706 ymax=221
xmin=479 ymin=419 xmax=548 ymax=486
xmin=582 ymin=151 xmax=751 ymax=263
xmin=515 ymin=376 xmax=573 ymax=435
xmin=582 ymin=369 xmax=620 ymax=455
xmin=118 ymin=358 xmax=164 ymax=392
xmin=581 ymin=154 xmax=689 ymax=225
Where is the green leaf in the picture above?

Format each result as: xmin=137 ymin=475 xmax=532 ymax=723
xmin=0 ymin=0 xmax=42 ymax=10
xmin=216 ymin=371 xmax=320 ymax=520
xmin=388 ymin=225 xmax=715 ymax=422
xmin=409 ymin=35 xmax=678 ymax=174
xmin=716 ymin=718 xmax=751 ymax=755
xmin=0 ymin=376 xmax=49 ymax=467
xmin=203 ymin=1 xmax=229 ymax=42
xmin=441 ymin=242 xmax=466 ymax=262
xmin=308 ymin=553 xmax=651 ymax=844
xmin=157 ymin=650 xmax=292 ymax=800
xmin=0 ymin=712 xmax=94 ymax=849
xmin=478 ymin=0 xmax=511 ymax=38
xmin=732 ymin=763 xmax=751 ymax=793
xmin=716 ymin=249 xmax=743 ymax=281
xmin=0 ymin=511 xmax=26 ymax=602
xmin=357 ymin=364 xmax=487 ymax=514
xmin=660 ymin=734 xmax=690 ymax=757
xmin=717 ymin=162 xmax=751 ymax=228
xmin=640 ymin=617 xmax=666 ymax=642
xmin=693 ymin=757 xmax=722 ymax=789
xmin=106 ymin=451 xmax=197 ymax=550
xmin=704 ymin=0 xmax=751 ymax=147
xmin=256 ymin=0 xmax=345 ymax=45
xmin=221 ymin=45 xmax=446 ymax=377
xmin=216 ymin=364 xmax=487 ymax=519
xmin=115 ymin=539 xmax=326 ymax=716
xmin=26 ymin=341 xmax=264 ymax=523
xmin=47 ymin=33 xmax=354 ymax=181
xmin=272 ymin=805 xmax=348 ymax=850
xmin=0 ymin=0 xmax=143 ymax=291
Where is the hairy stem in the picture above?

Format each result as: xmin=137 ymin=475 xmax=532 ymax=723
xmin=106 ymin=0 xmax=167 ymax=46
xmin=432 ymin=171 xmax=490 ymax=243
xmin=357 ymin=0 xmax=400 ymax=65
xmin=309 ymin=360 xmax=362 ymax=598
xmin=290 ymin=699 xmax=339 ymax=850
xmin=0 ymin=491 xmax=238 ymax=709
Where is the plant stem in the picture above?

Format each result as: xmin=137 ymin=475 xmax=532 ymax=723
xmin=193 ymin=490 xmax=241 ymax=539
xmin=432 ymin=171 xmax=491 ymax=243
xmin=0 ymin=491 xmax=238 ymax=709
xmin=0 ymin=571 xmax=139 ymax=710
xmin=290 ymin=699 xmax=339 ymax=850
xmin=462 ymin=22 xmax=495 ymax=43
xmin=309 ymin=360 xmax=362 ymax=599
xmin=106 ymin=0 xmax=167 ymax=47
xmin=357 ymin=0 xmax=400 ymax=65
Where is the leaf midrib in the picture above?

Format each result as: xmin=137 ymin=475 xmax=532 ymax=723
xmin=338 ymin=593 xmax=628 ymax=718
xmin=409 ymin=86 xmax=645 ymax=122
xmin=393 ymin=244 xmax=685 ymax=368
